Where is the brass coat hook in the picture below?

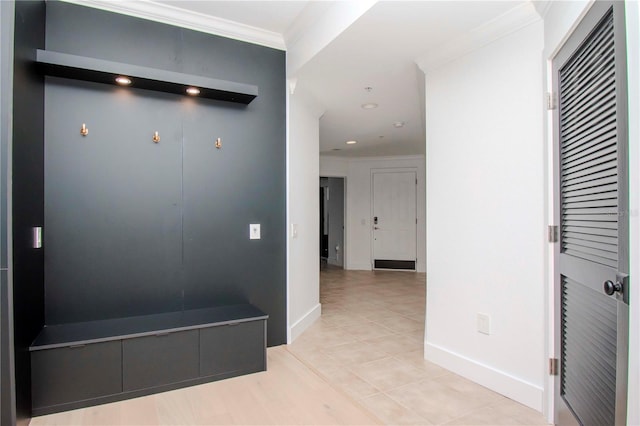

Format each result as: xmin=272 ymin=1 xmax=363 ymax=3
xmin=153 ymin=131 xmax=160 ymax=143
xmin=80 ymin=123 xmax=88 ymax=136
xmin=215 ymin=137 xmax=222 ymax=149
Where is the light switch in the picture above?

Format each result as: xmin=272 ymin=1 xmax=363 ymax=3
xmin=477 ymin=313 xmax=491 ymax=335
xmin=291 ymin=224 xmax=298 ymax=239
xmin=250 ymin=224 xmax=261 ymax=240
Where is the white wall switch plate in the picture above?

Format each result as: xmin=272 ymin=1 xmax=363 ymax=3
xmin=250 ymin=224 xmax=260 ymax=240
xmin=291 ymin=223 xmax=298 ymax=239
xmin=477 ymin=312 xmax=491 ymax=335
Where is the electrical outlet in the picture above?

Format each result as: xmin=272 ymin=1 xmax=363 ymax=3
xmin=477 ymin=313 xmax=491 ymax=335
xmin=250 ymin=224 xmax=260 ymax=240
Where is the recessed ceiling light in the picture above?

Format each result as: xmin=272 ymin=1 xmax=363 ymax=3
xmin=346 ymin=140 xmax=357 ymax=145
xmin=186 ymin=87 xmax=200 ymax=95
xmin=361 ymin=103 xmax=378 ymax=109
xmin=393 ymin=121 xmax=405 ymax=128
xmin=115 ymin=76 xmax=132 ymax=85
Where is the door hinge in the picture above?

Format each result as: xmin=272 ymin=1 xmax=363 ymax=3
xmin=549 ymin=358 xmax=559 ymax=376
xmin=546 ymin=92 xmax=557 ymax=110
xmin=548 ymin=225 xmax=559 ymax=243
xmin=416 ymin=218 xmax=418 ymax=224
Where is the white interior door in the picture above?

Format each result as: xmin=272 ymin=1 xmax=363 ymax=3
xmin=372 ymin=171 xmax=417 ymax=269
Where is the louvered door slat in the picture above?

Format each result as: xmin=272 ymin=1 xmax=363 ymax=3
xmin=562 ymin=129 xmax=616 ymax=161
xmin=562 ymin=121 xmax=616 ymax=153
xmin=564 ymin=243 xmax=617 ymax=260
xmin=563 ymin=225 xmax=617 ymax=238
xmin=563 ymin=150 xmax=617 ymax=176
xmin=562 ymin=122 xmax=616 ymax=157
xmin=561 ymin=108 xmax=614 ymax=142
xmin=565 ymin=192 xmax=618 ymax=207
xmin=560 ymin=29 xmax=614 ymax=93
xmin=561 ymin=81 xmax=615 ymax=125
xmin=563 ymin=141 xmax=616 ymax=169
xmin=562 ymin=158 xmax=616 ymax=181
xmin=560 ymin=18 xmax=613 ymax=81
xmin=563 ymin=208 xmax=618 ymax=217
xmin=561 ymin=276 xmax=618 ymax=426
xmin=564 ymin=183 xmax=617 ymax=197
xmin=561 ymin=65 xmax=615 ymax=114
xmin=561 ymin=94 xmax=615 ymax=136
xmin=564 ymin=237 xmax=616 ymax=252
xmin=562 ymin=198 xmax=617 ymax=209
xmin=563 ymin=50 xmax=614 ymax=103
xmin=562 ymin=172 xmax=616 ymax=190
xmin=563 ymin=214 xmax=617 ymax=224
xmin=564 ymin=232 xmax=617 ymax=245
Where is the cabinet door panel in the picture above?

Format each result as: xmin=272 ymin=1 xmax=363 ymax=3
xmin=122 ymin=330 xmax=198 ymax=391
xmin=200 ymin=321 xmax=265 ymax=377
xmin=31 ymin=341 xmax=122 ymax=409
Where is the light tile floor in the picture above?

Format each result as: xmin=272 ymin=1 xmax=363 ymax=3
xmin=288 ymin=266 xmax=550 ymax=426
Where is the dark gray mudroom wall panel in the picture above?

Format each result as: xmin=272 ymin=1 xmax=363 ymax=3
xmin=0 ymin=1 xmax=15 ymax=423
xmin=12 ymin=2 xmax=46 ymax=424
xmin=44 ymin=79 xmax=184 ymax=323
xmin=44 ymin=2 xmax=286 ymax=345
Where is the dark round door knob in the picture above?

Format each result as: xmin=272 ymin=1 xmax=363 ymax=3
xmin=603 ymin=280 xmax=622 ymax=295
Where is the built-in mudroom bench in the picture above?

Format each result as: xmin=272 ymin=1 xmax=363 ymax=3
xmin=30 ymin=305 xmax=267 ymax=416
xmin=7 ymin=1 xmax=286 ymax=422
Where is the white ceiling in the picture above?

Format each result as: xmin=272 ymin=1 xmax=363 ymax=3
xmin=295 ymin=1 xmax=525 ymax=157
xmin=121 ymin=1 xmax=532 ymax=158
xmin=156 ymin=1 xmax=310 ymax=35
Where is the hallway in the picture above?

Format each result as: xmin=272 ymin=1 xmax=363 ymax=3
xmin=288 ymin=267 xmax=549 ymax=425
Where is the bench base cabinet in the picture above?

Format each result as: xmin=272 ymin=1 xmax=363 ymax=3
xmin=200 ymin=321 xmax=266 ymax=377
xmin=31 ymin=341 xmax=122 ymax=410
xmin=123 ymin=330 xmax=199 ymax=391
xmin=30 ymin=305 xmax=267 ymax=416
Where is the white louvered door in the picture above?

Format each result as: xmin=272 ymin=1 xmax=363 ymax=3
xmin=553 ymin=2 xmax=629 ymax=425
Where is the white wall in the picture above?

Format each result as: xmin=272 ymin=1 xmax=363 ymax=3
xmin=287 ymin=88 xmax=323 ymax=342
xmin=321 ymin=155 xmax=426 ymax=272
xmin=424 ymin=20 xmax=546 ymax=412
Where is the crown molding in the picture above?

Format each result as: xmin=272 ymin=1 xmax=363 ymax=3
xmin=532 ymin=1 xmax=553 ymax=19
xmin=60 ymin=0 xmax=286 ymax=50
xmin=416 ymin=1 xmax=542 ymax=73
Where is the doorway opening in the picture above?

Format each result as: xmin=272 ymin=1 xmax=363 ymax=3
xmin=319 ymin=177 xmax=345 ymax=269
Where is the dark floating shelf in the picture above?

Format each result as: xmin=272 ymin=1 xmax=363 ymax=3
xmin=36 ymin=49 xmax=258 ymax=104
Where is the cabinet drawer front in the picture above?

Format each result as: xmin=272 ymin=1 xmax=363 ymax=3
xmin=123 ymin=330 xmax=198 ymax=391
xmin=200 ymin=320 xmax=266 ymax=377
xmin=31 ymin=341 xmax=122 ymax=409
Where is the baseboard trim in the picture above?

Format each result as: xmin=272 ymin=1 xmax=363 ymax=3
xmin=346 ymin=262 xmax=372 ymax=271
xmin=290 ymin=303 xmax=321 ymax=343
xmin=327 ymin=258 xmax=343 ymax=267
xmin=424 ymin=341 xmax=544 ymax=412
